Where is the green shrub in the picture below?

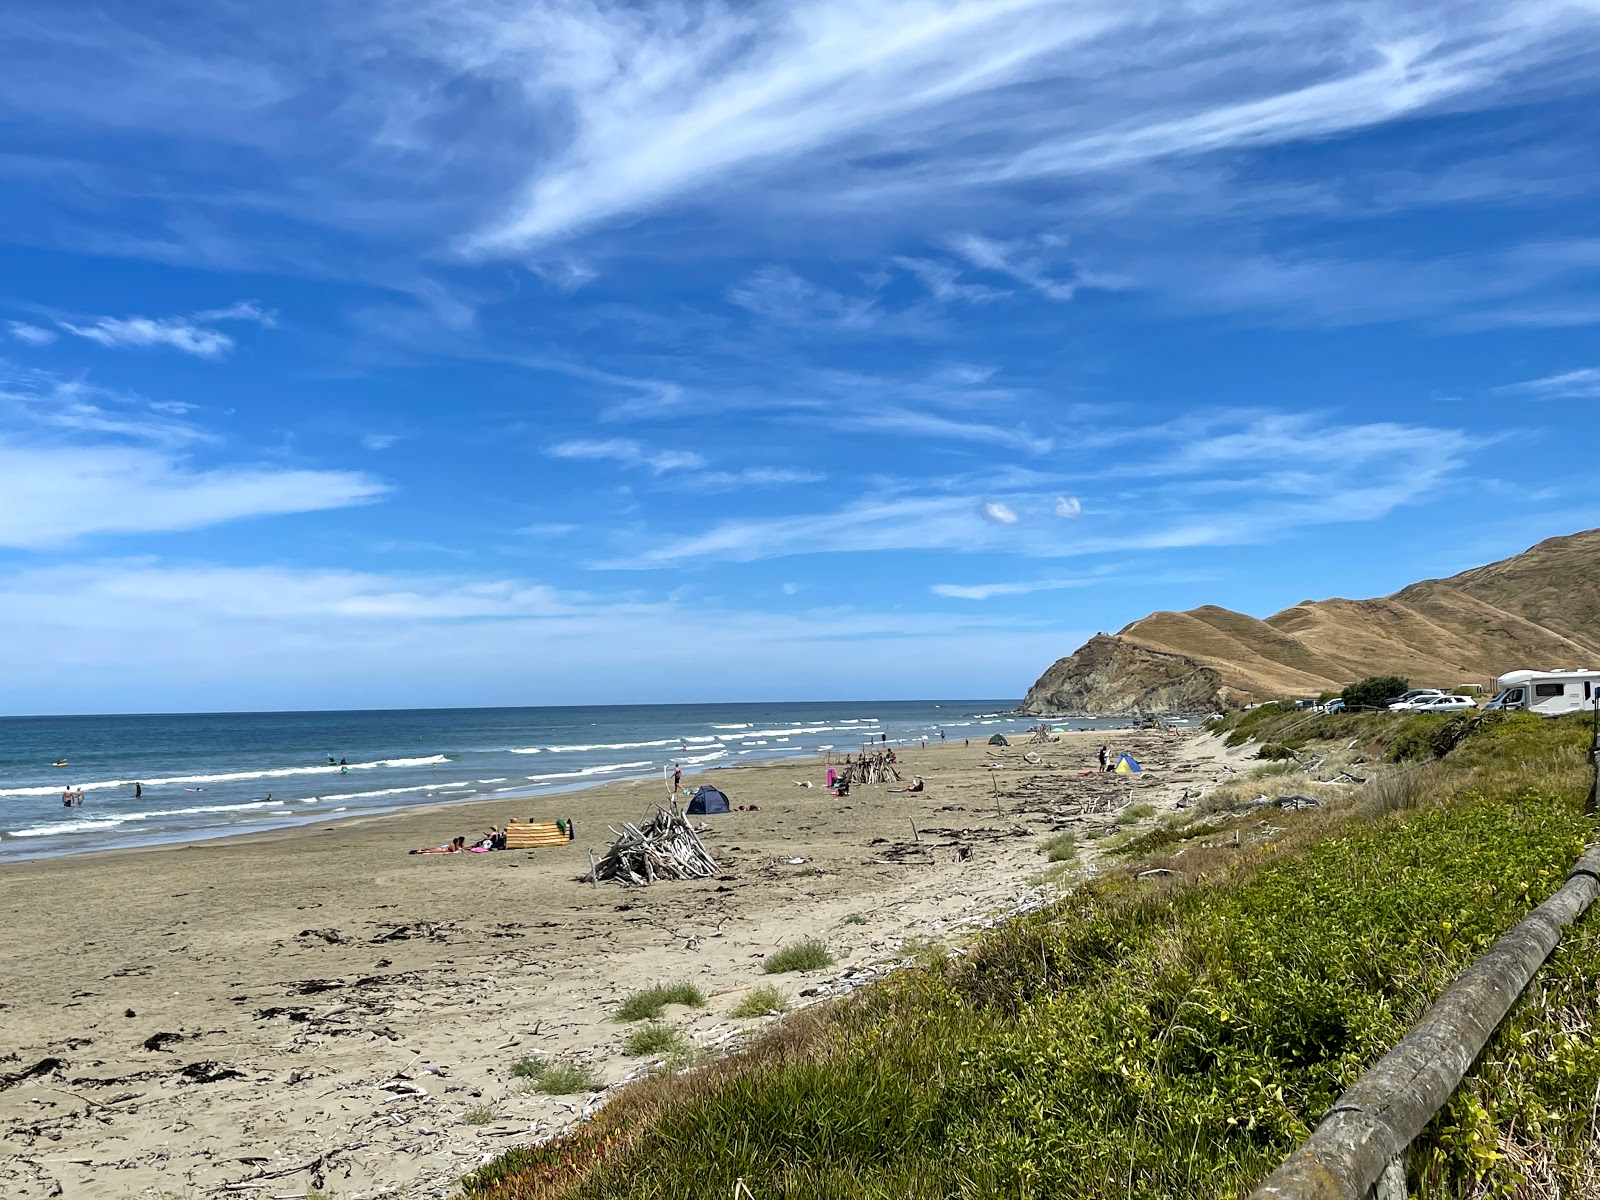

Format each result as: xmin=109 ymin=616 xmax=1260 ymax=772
xmin=763 ymin=940 xmax=834 ymax=973
xmin=462 ymin=1104 xmax=498 ymax=1126
xmin=622 ymin=1024 xmax=692 ymax=1058
xmin=512 ymin=1059 xmax=604 ymax=1094
xmin=842 ymin=913 xmax=868 ymax=926
xmin=616 ymin=982 xmax=708 ymax=1022
xmin=1041 ymin=832 xmax=1077 ymax=862
xmin=1342 ymin=674 xmax=1409 ymax=710
xmin=730 ymin=985 xmax=791 ymax=1018
xmin=1257 ymin=741 xmax=1298 ymax=761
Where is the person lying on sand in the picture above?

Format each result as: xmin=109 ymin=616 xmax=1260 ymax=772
xmin=410 ymin=836 xmax=466 ymax=855
xmin=899 ymin=776 xmax=925 ymax=793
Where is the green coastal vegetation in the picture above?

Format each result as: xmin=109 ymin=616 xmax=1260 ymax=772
xmin=464 ymin=711 xmax=1600 ymax=1200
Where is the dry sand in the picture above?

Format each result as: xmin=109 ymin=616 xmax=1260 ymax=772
xmin=0 ymin=729 xmax=1247 ymax=1199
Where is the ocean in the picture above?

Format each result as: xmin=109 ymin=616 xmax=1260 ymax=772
xmin=0 ymin=701 xmax=1125 ymax=862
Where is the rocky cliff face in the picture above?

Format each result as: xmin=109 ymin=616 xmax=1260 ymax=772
xmin=1021 ymin=635 xmax=1228 ymax=715
xmin=1020 ymin=528 xmax=1600 ymax=716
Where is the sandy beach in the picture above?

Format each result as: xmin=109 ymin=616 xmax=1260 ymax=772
xmin=0 ymin=729 xmax=1244 ymax=1200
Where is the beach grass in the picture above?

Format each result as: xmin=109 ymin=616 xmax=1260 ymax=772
xmin=614 ymin=982 xmax=707 ymax=1022
xmin=513 ymin=1059 xmax=605 ymax=1095
xmin=1040 ymin=831 xmax=1077 ymax=862
xmin=462 ymin=1104 xmax=498 ymax=1126
xmin=462 ymin=712 xmax=1600 ymax=1200
xmin=729 ymin=985 xmax=790 ymax=1018
xmin=762 ymin=940 xmax=834 ymax=974
xmin=842 ymin=913 xmax=868 ymax=925
xmin=621 ymin=1024 xmax=692 ymax=1059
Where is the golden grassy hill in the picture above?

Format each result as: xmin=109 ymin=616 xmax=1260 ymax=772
xmin=1022 ymin=528 xmax=1600 ymax=714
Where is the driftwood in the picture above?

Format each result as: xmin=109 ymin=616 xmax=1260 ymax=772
xmin=835 ymin=750 xmax=902 ymax=785
xmin=584 ymin=806 xmax=717 ymax=887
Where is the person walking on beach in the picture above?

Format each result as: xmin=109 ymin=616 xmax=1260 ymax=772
xmin=671 ymin=763 xmax=682 ymax=795
xmin=1098 ymin=744 xmax=1109 ymax=772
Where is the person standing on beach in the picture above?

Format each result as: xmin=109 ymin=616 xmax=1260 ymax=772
xmin=671 ymin=764 xmax=682 ymax=795
xmin=1098 ymin=745 xmax=1109 ymax=772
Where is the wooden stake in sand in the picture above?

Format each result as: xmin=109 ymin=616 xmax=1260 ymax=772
xmin=583 ymin=805 xmax=718 ymax=887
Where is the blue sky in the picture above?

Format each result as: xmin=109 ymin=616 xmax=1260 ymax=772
xmin=2 ymin=0 xmax=1599 ymax=714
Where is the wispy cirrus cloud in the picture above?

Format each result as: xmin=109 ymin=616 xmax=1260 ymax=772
xmin=54 ymin=300 xmax=275 ymax=358
xmin=932 ymin=577 xmax=1094 ymax=600
xmin=548 ymin=438 xmax=706 ymax=474
xmin=605 ymin=412 xmax=1475 ymax=567
xmin=1496 ymin=367 xmax=1600 ymax=398
xmin=7 ymin=321 xmax=58 ymax=346
xmin=0 ymin=363 xmax=385 ymax=547
xmin=0 ymin=442 xmax=385 ymax=548
xmin=728 ymin=267 xmax=880 ymax=330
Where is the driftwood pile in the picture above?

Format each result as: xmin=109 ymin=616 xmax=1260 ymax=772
xmin=584 ymin=806 xmax=718 ymax=887
xmin=837 ymin=750 xmax=902 ymax=785
xmin=1026 ymin=724 xmax=1054 ymax=745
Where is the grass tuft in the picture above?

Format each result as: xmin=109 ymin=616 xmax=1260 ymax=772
xmin=622 ymin=1023 xmax=692 ymax=1059
xmin=511 ymin=1058 xmax=604 ymax=1094
xmin=763 ymin=940 xmax=835 ymax=974
xmin=615 ymin=982 xmax=708 ymax=1022
xmin=462 ymin=1104 xmax=498 ymax=1126
xmin=730 ymin=985 xmax=791 ymax=1018
xmin=1040 ymin=832 xmax=1077 ymax=862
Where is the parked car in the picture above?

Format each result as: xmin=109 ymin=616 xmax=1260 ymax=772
xmin=1321 ymin=698 xmax=1346 ymax=714
xmin=1407 ymin=694 xmax=1478 ymax=713
xmin=1387 ymin=689 xmax=1445 ymax=711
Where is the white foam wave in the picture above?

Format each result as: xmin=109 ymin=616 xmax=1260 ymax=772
xmin=712 ymin=723 xmax=752 ymax=729
xmin=0 ymin=754 xmax=449 ymax=798
xmin=8 ymin=799 xmax=287 ymax=838
xmin=541 ymin=738 xmax=684 ymax=753
xmin=522 ymin=761 xmax=652 ymax=784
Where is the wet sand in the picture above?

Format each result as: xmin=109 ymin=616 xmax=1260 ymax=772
xmin=0 ymin=729 xmax=1244 ymax=1199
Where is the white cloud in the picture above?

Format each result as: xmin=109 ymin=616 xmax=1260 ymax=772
xmin=932 ymin=578 xmax=1090 ymax=600
xmin=443 ymin=1 xmax=1597 ymax=252
xmin=363 ymin=433 xmax=401 ymax=450
xmin=980 ymin=499 xmax=1020 ymax=525
xmin=607 ymin=412 xmax=1476 ymax=567
xmin=949 ymin=234 xmax=1082 ymax=300
xmin=674 ymin=466 xmax=826 ymax=491
xmin=0 ymin=441 xmax=386 ymax=548
xmin=845 ymin=408 xmax=1052 ymax=454
xmin=1055 ymin=495 xmax=1082 ymax=518
xmin=56 ymin=301 xmax=276 ymax=358
xmin=548 ymin=437 xmax=707 ymax=474
xmin=1497 ymin=367 xmax=1600 ymax=398
xmin=892 ymin=257 xmax=1010 ymax=303
xmin=7 ymin=321 xmax=57 ymax=345
xmin=728 ymin=267 xmax=879 ymax=329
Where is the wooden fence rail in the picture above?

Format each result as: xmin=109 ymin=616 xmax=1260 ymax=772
xmin=1248 ymin=841 xmax=1600 ymax=1200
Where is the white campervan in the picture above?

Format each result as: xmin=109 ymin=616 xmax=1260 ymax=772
xmin=1484 ymin=669 xmax=1600 ymax=715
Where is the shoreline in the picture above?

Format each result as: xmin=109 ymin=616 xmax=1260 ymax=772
xmin=2 ymin=708 xmax=1114 ymax=867
xmin=0 ymin=728 xmax=1247 ymax=1200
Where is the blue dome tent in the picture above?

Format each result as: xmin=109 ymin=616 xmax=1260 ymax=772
xmin=685 ymin=785 xmax=731 ymax=815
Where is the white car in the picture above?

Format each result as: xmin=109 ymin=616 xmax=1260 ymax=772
xmin=1407 ymin=694 xmax=1478 ymax=713
xmin=1387 ymin=689 xmax=1445 ymax=710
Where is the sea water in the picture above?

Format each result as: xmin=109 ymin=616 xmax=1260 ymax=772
xmin=0 ymin=701 xmax=1124 ymax=861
